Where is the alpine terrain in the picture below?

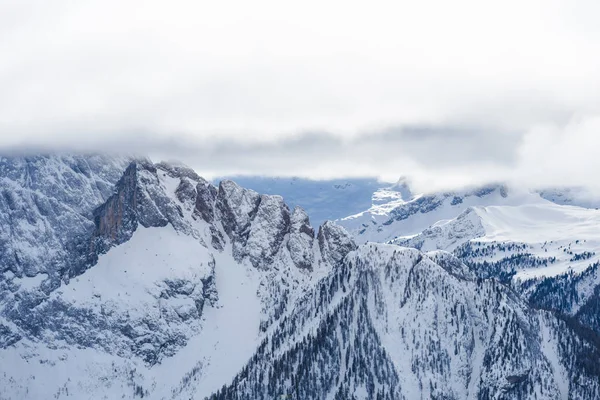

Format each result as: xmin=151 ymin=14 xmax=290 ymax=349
xmin=1 ymin=154 xmax=600 ymax=400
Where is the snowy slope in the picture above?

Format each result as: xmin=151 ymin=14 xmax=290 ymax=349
xmin=390 ymin=201 xmax=600 ymax=344
xmin=0 ymin=238 xmax=260 ymax=400
xmin=394 ymin=202 xmax=600 ymax=280
xmin=208 ymin=244 xmax=600 ymax=400
xmin=338 ymin=184 xmax=545 ymax=244
xmin=0 ymin=227 xmax=264 ymax=400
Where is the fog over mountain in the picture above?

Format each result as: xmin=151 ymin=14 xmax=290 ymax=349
xmin=2 ymin=1 xmax=600 ymax=192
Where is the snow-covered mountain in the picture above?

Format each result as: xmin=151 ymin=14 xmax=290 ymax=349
xmin=1 ymin=155 xmax=600 ymax=399
xmin=0 ymin=155 xmax=352 ymax=399
xmin=336 ymin=179 xmax=600 ymax=245
xmin=210 ymin=245 xmax=600 ymax=399
xmin=337 ymin=183 xmax=549 ymax=244
xmin=393 ymin=202 xmax=600 ymax=277
xmin=386 ymin=200 xmax=600 ymax=349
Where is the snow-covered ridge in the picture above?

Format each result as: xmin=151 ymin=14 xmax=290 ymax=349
xmin=393 ymin=202 xmax=600 ymax=279
xmin=338 ymin=183 xmax=545 ymax=244
xmin=208 ymin=243 xmax=600 ymax=399
xmin=333 ymin=178 xmax=600 ymax=367
xmin=389 ymin=200 xmax=600 ymax=346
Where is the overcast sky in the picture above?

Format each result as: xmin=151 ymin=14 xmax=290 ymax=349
xmin=1 ymin=0 xmax=600 ymax=191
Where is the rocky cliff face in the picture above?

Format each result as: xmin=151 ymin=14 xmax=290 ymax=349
xmin=0 ymin=155 xmax=129 ymax=284
xmin=88 ymin=161 xmax=190 ymax=265
xmin=317 ymin=220 xmax=357 ymax=266
xmin=287 ymin=207 xmax=315 ymax=270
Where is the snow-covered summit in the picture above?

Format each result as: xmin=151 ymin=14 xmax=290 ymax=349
xmin=338 ymin=182 xmax=544 ymax=244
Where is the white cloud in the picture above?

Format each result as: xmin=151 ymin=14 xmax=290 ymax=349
xmin=512 ymin=116 xmax=600 ymax=189
xmin=1 ymin=0 xmax=600 ymax=190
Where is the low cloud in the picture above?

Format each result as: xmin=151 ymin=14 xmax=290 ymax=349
xmin=1 ymin=1 xmax=600 ymax=193
xmin=4 ymin=117 xmax=600 ymax=196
